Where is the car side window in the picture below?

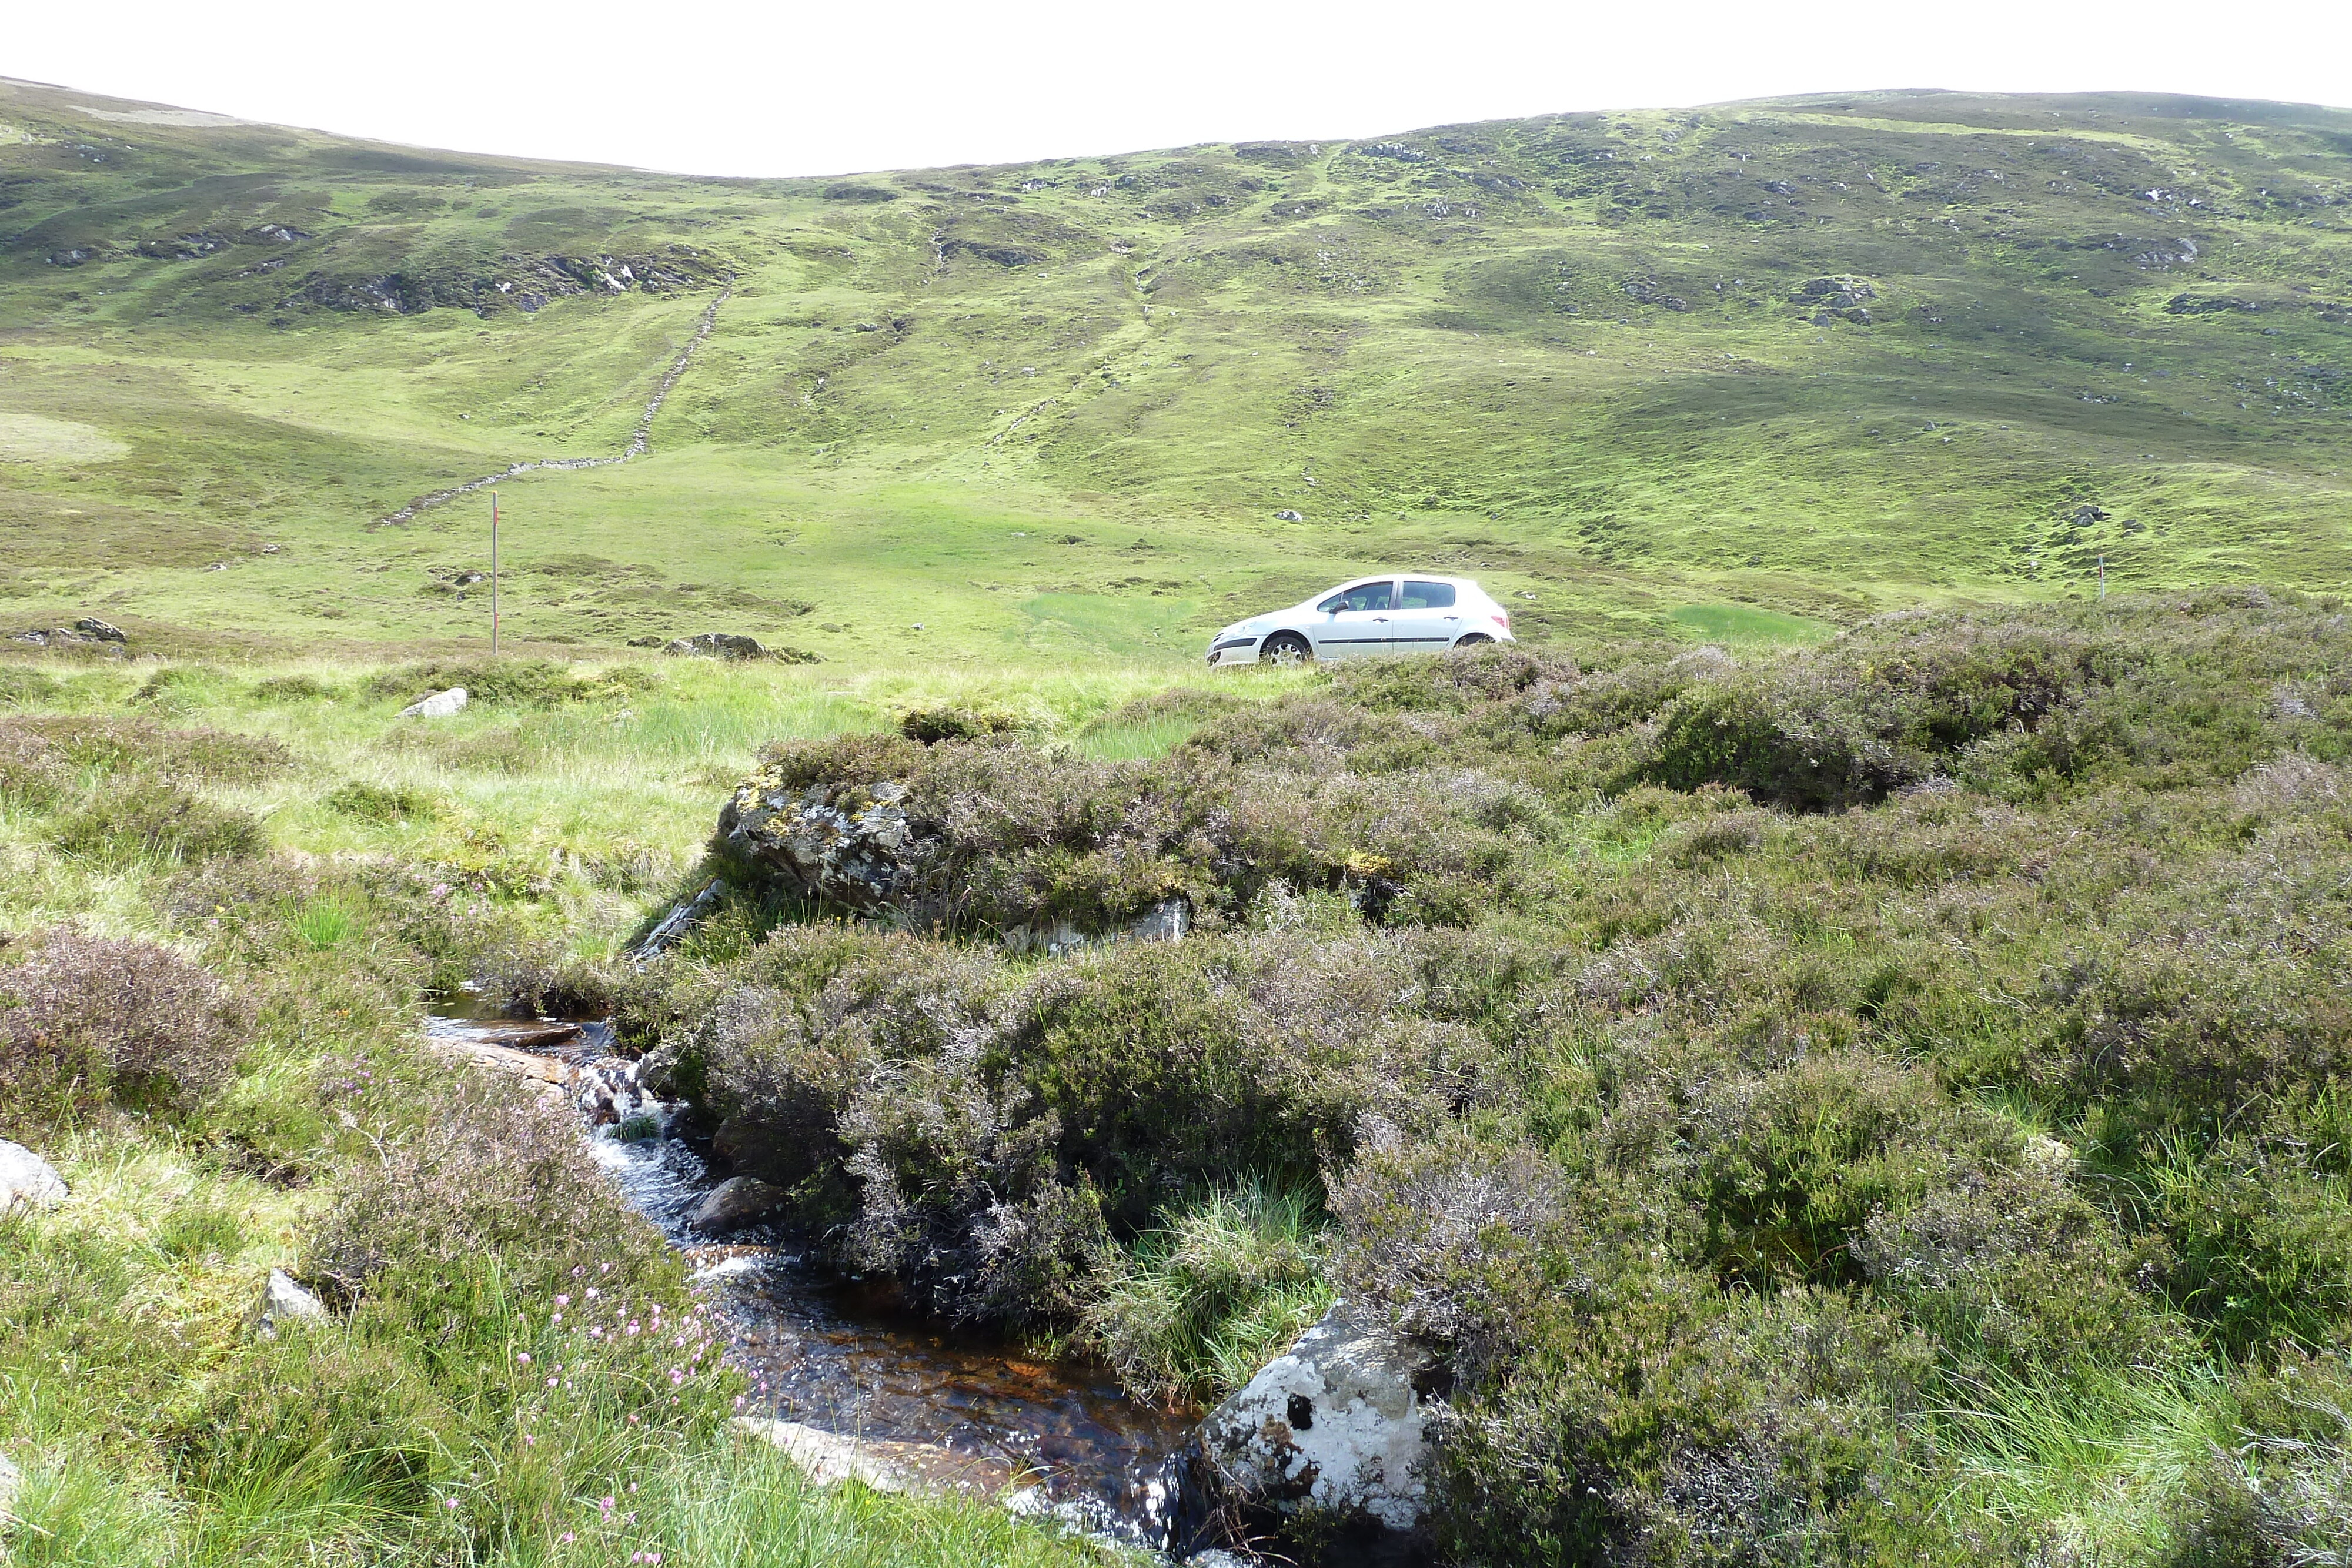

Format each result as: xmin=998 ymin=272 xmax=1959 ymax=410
xmin=1401 ymin=580 xmax=1456 ymax=610
xmin=1342 ymin=580 xmax=1394 ymax=613
xmin=1316 ymin=592 xmax=1348 ymax=614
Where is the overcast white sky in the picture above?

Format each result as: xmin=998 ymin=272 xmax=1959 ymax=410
xmin=10 ymin=0 xmax=2350 ymax=178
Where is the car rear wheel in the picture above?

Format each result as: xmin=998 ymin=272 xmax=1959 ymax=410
xmin=1261 ymin=633 xmax=1313 ymax=667
xmin=1454 ymin=633 xmax=1494 ymax=648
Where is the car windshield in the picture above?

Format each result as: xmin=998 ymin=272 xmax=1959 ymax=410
xmin=1401 ymin=580 xmax=1456 ymax=609
xmin=1318 ymin=580 xmax=1394 ymax=613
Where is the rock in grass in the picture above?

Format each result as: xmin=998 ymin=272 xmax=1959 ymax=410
xmin=0 ymin=1140 xmax=66 ymax=1215
xmin=0 ymin=1450 xmax=20 ymax=1520
xmin=1195 ymin=1298 xmax=1431 ymax=1536
xmin=689 ymin=1175 xmax=790 ymax=1235
xmin=399 ymin=686 xmax=467 ymax=718
xmin=246 ymin=1268 xmax=328 ymax=1340
xmin=664 ymin=632 xmax=767 ymax=660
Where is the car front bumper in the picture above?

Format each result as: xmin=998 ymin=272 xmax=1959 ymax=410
xmin=1205 ymin=634 xmax=1263 ymax=666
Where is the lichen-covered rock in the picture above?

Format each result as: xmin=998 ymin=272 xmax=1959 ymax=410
xmin=0 ymin=1139 xmax=67 ymax=1215
xmin=717 ymin=775 xmax=929 ymax=921
xmin=717 ymin=767 xmax=1192 ymax=951
xmin=1196 ymin=1298 xmax=1431 ymax=1534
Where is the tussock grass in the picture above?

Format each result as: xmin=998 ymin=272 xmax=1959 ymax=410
xmin=1084 ymin=1179 xmax=1336 ymax=1403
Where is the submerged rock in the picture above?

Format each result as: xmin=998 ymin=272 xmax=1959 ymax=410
xmin=246 ymin=1268 xmax=328 ymax=1340
xmin=1195 ymin=1298 xmax=1432 ymax=1536
xmin=399 ymin=686 xmax=468 ymax=718
xmin=731 ymin=1416 xmax=1014 ymax=1496
xmin=690 ymin=1175 xmax=791 ymax=1235
xmin=0 ymin=1140 xmax=67 ymax=1215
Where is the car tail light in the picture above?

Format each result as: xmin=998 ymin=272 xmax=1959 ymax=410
xmin=1495 ymin=611 xmax=1511 ymax=631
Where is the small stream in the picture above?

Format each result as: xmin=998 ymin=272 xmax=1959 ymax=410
xmin=425 ymin=1005 xmax=1204 ymax=1552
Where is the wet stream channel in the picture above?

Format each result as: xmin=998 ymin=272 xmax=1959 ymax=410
xmin=425 ymin=1004 xmax=1203 ymax=1552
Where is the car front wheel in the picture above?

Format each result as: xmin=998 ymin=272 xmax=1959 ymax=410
xmin=1261 ymin=632 xmax=1314 ymax=667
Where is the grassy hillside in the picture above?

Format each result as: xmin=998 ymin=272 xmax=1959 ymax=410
xmin=2 ymin=79 xmax=2348 ymax=661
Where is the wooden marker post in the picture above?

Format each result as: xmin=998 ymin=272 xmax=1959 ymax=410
xmin=2098 ymin=554 xmax=2107 ymax=602
xmin=490 ymin=490 xmax=501 ymax=654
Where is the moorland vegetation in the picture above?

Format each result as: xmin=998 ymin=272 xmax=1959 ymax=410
xmin=5 ymin=590 xmax=2352 ymax=1564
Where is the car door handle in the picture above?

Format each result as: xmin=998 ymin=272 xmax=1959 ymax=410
xmin=1372 ymin=617 xmax=1388 ymax=622
xmin=1443 ymin=615 xmax=1460 ymax=621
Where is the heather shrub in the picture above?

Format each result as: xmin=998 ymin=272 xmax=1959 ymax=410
xmin=52 ymin=777 xmax=265 ymax=862
xmin=324 ymin=778 xmax=438 ymax=823
xmin=839 ymin=1050 xmax=1103 ymax=1324
xmin=698 ymin=927 xmax=1003 ymax=1199
xmin=1429 ymin=1283 xmax=1934 ymax=1566
xmin=0 ymin=927 xmax=246 ymax=1127
xmin=0 ymin=723 xmax=68 ymax=805
xmin=0 ymin=665 xmax=64 ymax=708
xmin=1598 ymin=1049 xmax=2015 ymax=1288
xmin=1331 ymin=1135 xmax=1573 ymax=1376
xmin=0 ymin=714 xmax=290 ymax=782
xmin=899 ymin=701 xmax=1020 ymax=743
xmin=1852 ymin=1155 xmax=2177 ymax=1376
xmin=308 ymin=1064 xmax=671 ymax=1299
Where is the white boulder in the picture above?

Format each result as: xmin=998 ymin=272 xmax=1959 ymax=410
xmin=246 ymin=1268 xmax=328 ymax=1340
xmin=0 ymin=1140 xmax=66 ymax=1215
xmin=1196 ymin=1298 xmax=1431 ymax=1533
xmin=399 ymin=687 xmax=468 ymax=718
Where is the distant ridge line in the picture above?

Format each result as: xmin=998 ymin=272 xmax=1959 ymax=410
xmin=374 ymin=276 xmax=731 ymax=527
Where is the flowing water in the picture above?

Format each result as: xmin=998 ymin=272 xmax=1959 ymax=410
xmin=425 ymin=1005 xmax=1203 ymax=1551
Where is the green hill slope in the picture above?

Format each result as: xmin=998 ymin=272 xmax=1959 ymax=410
xmin=2 ymin=78 xmax=2348 ymax=660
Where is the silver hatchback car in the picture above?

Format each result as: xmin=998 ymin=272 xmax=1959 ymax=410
xmin=1205 ymin=574 xmax=1516 ymax=666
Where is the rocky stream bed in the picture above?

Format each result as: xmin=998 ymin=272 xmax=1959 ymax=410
xmin=422 ymin=1004 xmax=1211 ymax=1553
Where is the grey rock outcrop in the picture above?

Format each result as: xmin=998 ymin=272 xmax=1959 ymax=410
xmin=10 ymin=619 xmax=129 ymax=650
xmin=0 ymin=1140 xmax=67 ymax=1215
xmin=1196 ymin=1299 xmax=1432 ymax=1534
xmin=627 ymin=877 xmax=726 ymax=960
xmin=666 ymin=632 xmax=767 ymax=660
xmin=0 ymin=1450 xmax=20 ymax=1522
xmin=719 ymin=776 xmax=924 ymax=920
xmin=718 ymin=768 xmax=1192 ymax=950
xmin=690 ymin=1175 xmax=791 ymax=1235
xmin=246 ymin=1268 xmax=328 ymax=1340
xmin=399 ymin=687 xmax=468 ymax=718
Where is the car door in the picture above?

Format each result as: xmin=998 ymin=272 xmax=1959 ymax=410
xmin=1308 ymin=578 xmax=1396 ymax=659
xmin=1389 ymin=579 xmax=1462 ymax=651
